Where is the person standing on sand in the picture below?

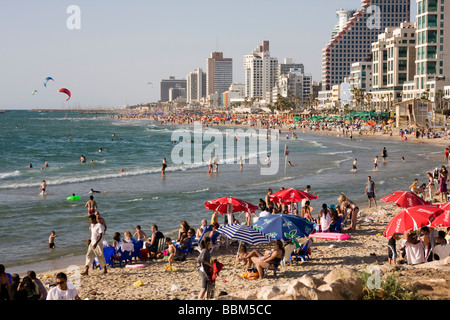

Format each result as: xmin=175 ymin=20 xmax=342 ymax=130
xmin=85 ymin=195 xmax=97 ymax=215
xmin=81 ymin=214 xmax=106 ymax=276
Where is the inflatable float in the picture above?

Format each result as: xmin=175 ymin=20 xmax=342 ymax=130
xmin=125 ymin=264 xmax=146 ymax=269
xmin=66 ymin=195 xmax=81 ymax=201
xmin=309 ymin=232 xmax=350 ymax=241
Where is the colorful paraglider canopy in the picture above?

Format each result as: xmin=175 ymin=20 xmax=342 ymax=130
xmin=32 ymin=90 xmax=38 ymax=95
xmin=58 ymin=88 xmax=71 ymax=101
xmin=43 ymin=77 xmax=54 ymax=87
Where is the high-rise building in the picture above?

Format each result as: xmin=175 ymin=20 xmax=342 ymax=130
xmin=322 ymin=0 xmax=411 ymax=91
xmin=279 ymin=58 xmax=305 ymax=76
xmin=206 ymin=52 xmax=233 ymax=96
xmin=160 ymin=76 xmax=187 ymax=102
xmin=244 ymin=40 xmax=278 ymax=99
xmin=273 ymin=68 xmax=312 ymax=106
xmin=414 ymin=0 xmax=450 ymax=98
xmin=186 ymin=68 xmax=206 ymax=103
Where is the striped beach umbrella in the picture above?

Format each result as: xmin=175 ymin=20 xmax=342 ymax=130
xmin=217 ymin=223 xmax=271 ymax=245
xmin=218 ymin=223 xmax=272 ymax=278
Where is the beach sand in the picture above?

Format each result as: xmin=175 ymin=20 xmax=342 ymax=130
xmin=31 ymin=204 xmax=449 ymax=301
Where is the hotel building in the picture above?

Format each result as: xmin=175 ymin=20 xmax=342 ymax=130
xmin=322 ymin=0 xmax=411 ymax=91
xmin=206 ymin=52 xmax=233 ymax=96
xmin=186 ymin=68 xmax=206 ymax=103
xmin=244 ymin=40 xmax=279 ymax=100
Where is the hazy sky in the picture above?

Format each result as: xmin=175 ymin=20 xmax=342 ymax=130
xmin=0 ymin=0 xmax=416 ymax=109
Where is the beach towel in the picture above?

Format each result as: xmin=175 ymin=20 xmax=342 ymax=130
xmin=405 ymin=241 xmax=425 ymax=265
xmin=212 ymin=259 xmax=223 ymax=282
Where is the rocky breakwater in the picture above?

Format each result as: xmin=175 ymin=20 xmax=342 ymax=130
xmin=219 ymin=267 xmax=364 ymax=300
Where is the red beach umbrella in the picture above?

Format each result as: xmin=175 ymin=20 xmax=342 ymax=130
xmin=204 ymin=196 xmax=258 ymax=214
xmin=439 ymin=202 xmax=450 ymax=211
xmin=381 ymin=190 xmax=429 ymax=208
xmin=383 ymin=205 xmax=443 ymax=238
xmin=431 ymin=210 xmax=450 ymax=227
xmin=269 ymin=188 xmax=318 ymax=205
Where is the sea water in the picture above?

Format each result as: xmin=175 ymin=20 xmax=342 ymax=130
xmin=0 ymin=110 xmax=445 ymax=271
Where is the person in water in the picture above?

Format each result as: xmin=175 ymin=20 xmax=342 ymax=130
xmin=162 ymin=158 xmax=168 ymax=177
xmin=40 ymin=180 xmax=47 ymax=194
xmin=85 ymin=195 xmax=98 ymax=215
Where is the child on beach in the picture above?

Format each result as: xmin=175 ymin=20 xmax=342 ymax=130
xmin=409 ymin=178 xmax=418 ymax=193
xmin=387 ymin=234 xmax=400 ymax=265
xmin=48 ymin=231 xmax=60 ymax=249
xmin=166 ymin=238 xmax=176 ymax=270
xmin=133 ymin=225 xmax=147 ymax=242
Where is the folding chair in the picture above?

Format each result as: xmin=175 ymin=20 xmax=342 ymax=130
xmin=290 ymin=239 xmax=312 ymax=262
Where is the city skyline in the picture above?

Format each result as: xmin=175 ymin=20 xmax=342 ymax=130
xmin=0 ymin=0 xmax=417 ymax=109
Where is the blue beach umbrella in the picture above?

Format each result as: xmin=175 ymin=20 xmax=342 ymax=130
xmin=252 ymin=214 xmax=314 ymax=242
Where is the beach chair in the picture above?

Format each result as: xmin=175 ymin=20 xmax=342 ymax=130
xmin=116 ymin=248 xmax=133 ymax=267
xmin=92 ymin=246 xmax=115 ymax=269
xmin=176 ymin=236 xmax=195 ymax=256
xmin=263 ymin=256 xmax=283 ymax=279
xmin=290 ymin=239 xmax=312 ymax=262
xmin=132 ymin=240 xmax=143 ymax=261
xmin=194 ymin=225 xmax=214 ymax=252
xmin=209 ymin=232 xmax=221 ymax=252
xmin=156 ymin=237 xmax=166 ymax=254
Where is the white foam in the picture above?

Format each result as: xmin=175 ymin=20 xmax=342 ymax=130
xmin=0 ymin=170 xmax=21 ymax=180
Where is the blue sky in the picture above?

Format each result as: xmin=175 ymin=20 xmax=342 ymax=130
xmin=0 ymin=0 xmax=416 ymax=109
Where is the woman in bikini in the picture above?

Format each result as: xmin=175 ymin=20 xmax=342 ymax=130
xmin=426 ymin=172 xmax=434 ymax=201
xmin=244 ymin=240 xmax=284 ymax=280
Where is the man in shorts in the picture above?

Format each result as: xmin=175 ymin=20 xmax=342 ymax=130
xmin=365 ymin=176 xmax=377 ymax=208
xmin=85 ymin=195 xmax=98 ymax=215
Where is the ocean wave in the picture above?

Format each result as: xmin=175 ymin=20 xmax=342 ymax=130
xmin=122 ymin=198 xmax=144 ymax=202
xmin=182 ymin=188 xmax=210 ymax=194
xmin=321 ymin=150 xmax=352 ymax=155
xmin=0 ymin=170 xmax=21 ymax=180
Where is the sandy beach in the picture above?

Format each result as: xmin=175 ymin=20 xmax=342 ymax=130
xmin=24 ymin=203 xmax=449 ymax=301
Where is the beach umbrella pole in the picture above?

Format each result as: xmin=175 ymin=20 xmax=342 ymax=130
xmin=231 ymin=240 xmax=242 ymax=279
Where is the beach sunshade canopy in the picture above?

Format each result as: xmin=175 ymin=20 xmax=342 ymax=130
xmin=383 ymin=205 xmax=443 ymax=238
xmin=439 ymin=202 xmax=450 ymax=211
xmin=431 ymin=210 xmax=450 ymax=227
xmin=217 ymin=224 xmax=272 ymax=245
xmin=204 ymin=196 xmax=258 ymax=214
xmin=381 ymin=190 xmax=429 ymax=208
xmin=269 ymin=188 xmax=318 ymax=205
xmin=252 ymin=214 xmax=314 ymax=241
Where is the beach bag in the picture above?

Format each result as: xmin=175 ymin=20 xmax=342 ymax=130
xmin=174 ymin=251 xmax=186 ymax=261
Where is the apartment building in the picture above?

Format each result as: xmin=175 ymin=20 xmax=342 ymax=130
xmin=371 ymin=22 xmax=417 ymax=108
